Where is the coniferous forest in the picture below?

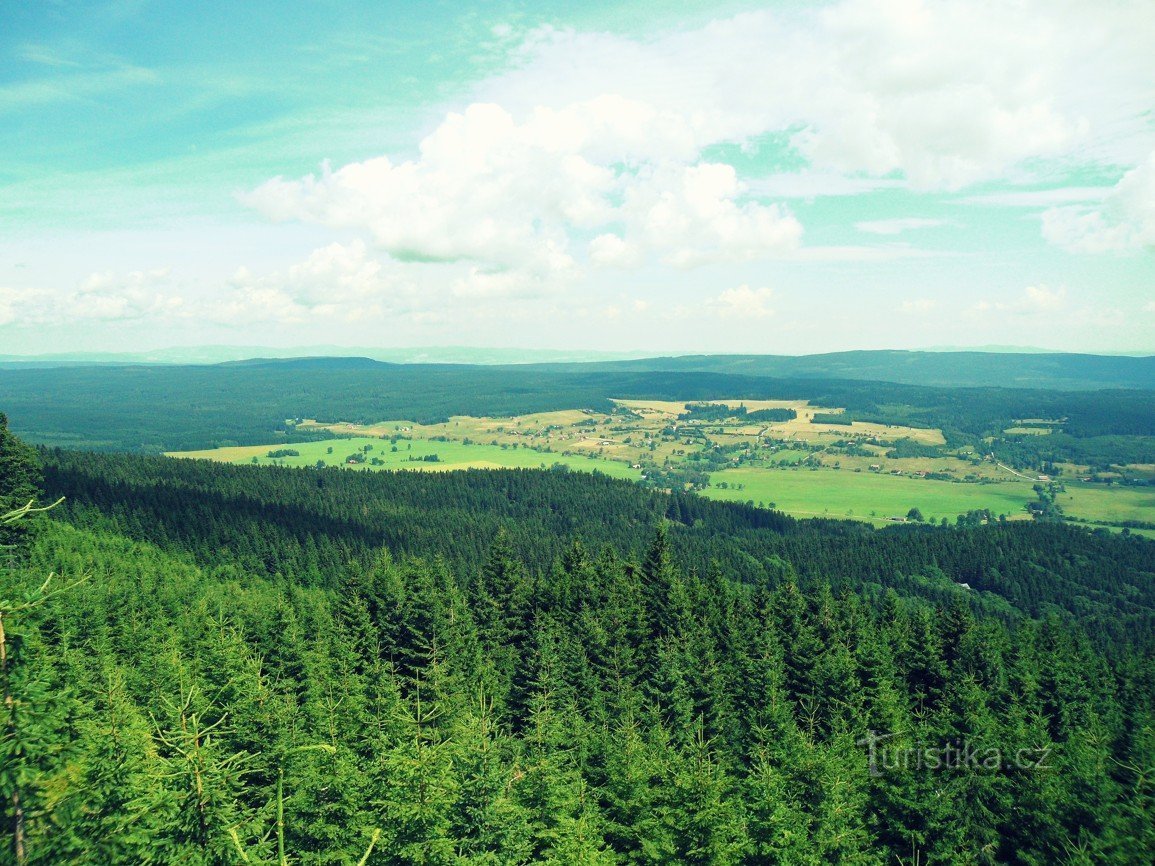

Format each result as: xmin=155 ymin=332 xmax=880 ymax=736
xmin=2 ymin=411 xmax=1154 ymax=864
xmin=9 ymin=0 xmax=1155 ymax=860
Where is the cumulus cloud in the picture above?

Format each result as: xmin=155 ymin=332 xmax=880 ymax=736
xmin=618 ymin=163 xmax=802 ymax=268
xmin=69 ymin=268 xmax=183 ymax=320
xmin=0 ymin=287 xmax=54 ymax=327
xmin=588 ymin=233 xmax=643 ymax=269
xmin=711 ymin=285 xmax=775 ymax=319
xmin=480 ymin=1 xmax=1151 ymax=189
xmin=237 ymin=0 xmax=1154 ymax=302
xmin=0 ymin=269 xmax=184 ymax=327
xmin=213 ymin=240 xmax=418 ymax=324
xmin=973 ymin=285 xmax=1066 ymax=316
xmin=242 ymin=99 xmax=801 ymax=288
xmin=1041 ymin=153 xmax=1155 ymax=253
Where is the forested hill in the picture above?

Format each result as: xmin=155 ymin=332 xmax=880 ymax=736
xmin=42 ymin=448 xmax=1155 ymax=650
xmin=538 ymin=350 xmax=1155 ymax=390
xmin=2 ymin=357 xmax=1153 ymax=454
xmin=3 ymin=427 xmax=1154 ymax=862
xmin=4 ymin=348 xmax=1152 ymax=390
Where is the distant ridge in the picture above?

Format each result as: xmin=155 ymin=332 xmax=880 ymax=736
xmin=540 ymin=350 xmax=1155 ymax=391
xmin=0 ymin=345 xmax=647 ymax=367
xmin=2 ymin=348 xmax=1152 ymax=390
xmin=217 ymin=356 xmax=390 ymax=369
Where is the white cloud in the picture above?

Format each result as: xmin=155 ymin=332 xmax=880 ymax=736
xmin=1041 ymin=153 xmax=1155 ymax=253
xmin=618 ymin=162 xmax=801 ymax=268
xmin=711 ymin=285 xmax=775 ymax=319
xmin=899 ymin=298 xmax=937 ymax=314
xmin=451 ymin=265 xmax=567 ymax=299
xmin=857 ymin=218 xmax=947 ymax=235
xmin=238 ymin=0 xmax=1154 ymax=305
xmin=973 ymin=285 xmax=1066 ymax=316
xmin=68 ymin=267 xmax=183 ymax=320
xmin=0 ymin=287 xmax=54 ymax=327
xmin=280 ymin=239 xmax=390 ymax=306
xmin=214 ymin=240 xmax=418 ymax=323
xmin=243 ymin=98 xmax=801 ymax=288
xmin=588 ymin=233 xmax=642 ymax=269
xmin=479 ymin=1 xmax=1153 ymax=189
xmin=0 ymin=268 xmax=184 ymax=327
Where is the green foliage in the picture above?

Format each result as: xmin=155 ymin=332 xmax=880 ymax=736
xmin=886 ymin=437 xmax=944 ymax=459
xmin=4 ymin=359 xmax=1153 ymax=461
xmin=0 ymin=424 xmax=1153 ymax=862
xmin=811 ymin=413 xmax=853 ymax=426
xmin=0 ymin=416 xmax=42 ymax=548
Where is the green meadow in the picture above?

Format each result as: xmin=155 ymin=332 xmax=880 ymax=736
xmin=168 ymin=420 xmax=1154 ymax=534
xmin=169 ymin=436 xmax=641 ymax=479
xmin=703 ymin=466 xmax=1036 ymax=523
xmin=704 ymin=466 xmax=1155 ymax=529
xmin=1058 ymin=483 xmax=1155 ymax=525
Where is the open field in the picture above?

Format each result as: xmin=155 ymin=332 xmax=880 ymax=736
xmin=169 ymin=436 xmax=641 ymax=478
xmin=1058 ymin=483 xmax=1155 ymax=525
xmin=171 ymin=397 xmax=1153 ymax=533
xmin=703 ymin=466 xmax=1035 ymax=523
xmin=612 ymin=398 xmax=946 ymax=445
xmin=703 ymin=466 xmax=1155 ymax=529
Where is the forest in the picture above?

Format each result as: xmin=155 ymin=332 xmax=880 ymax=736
xmin=3 ymin=410 xmax=1155 ymax=863
xmin=2 ymin=358 xmax=1154 ymax=471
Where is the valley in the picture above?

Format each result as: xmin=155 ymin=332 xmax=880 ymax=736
xmin=169 ymin=396 xmax=1155 ymax=534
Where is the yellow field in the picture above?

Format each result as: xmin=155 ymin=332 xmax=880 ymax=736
xmin=611 ymin=398 xmax=944 ymax=444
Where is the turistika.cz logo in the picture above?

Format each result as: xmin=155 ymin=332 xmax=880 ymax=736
xmin=857 ymin=730 xmax=1052 ymax=778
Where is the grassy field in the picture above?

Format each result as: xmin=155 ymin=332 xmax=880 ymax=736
xmin=704 ymin=466 xmax=1035 ymax=523
xmin=170 ymin=398 xmax=1153 ymax=533
xmin=704 ymin=466 xmax=1155 ymax=528
xmin=169 ymin=436 xmax=641 ymax=479
xmin=1058 ymin=483 xmax=1155 ymax=525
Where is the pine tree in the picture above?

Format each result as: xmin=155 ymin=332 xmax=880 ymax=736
xmin=1 ymin=502 xmax=85 ymax=866
xmin=664 ymin=723 xmax=749 ymax=865
xmin=0 ymin=416 xmax=41 ymax=549
xmin=517 ymin=683 xmax=614 ymax=865
xmin=41 ymin=665 xmax=174 ymax=864
xmin=447 ymin=693 xmax=532 ymax=864
xmin=149 ymin=681 xmax=255 ymax=866
xmin=371 ymin=660 xmax=459 ymax=865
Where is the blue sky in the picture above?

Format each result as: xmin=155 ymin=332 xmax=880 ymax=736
xmin=2 ymin=0 xmax=1153 ymax=355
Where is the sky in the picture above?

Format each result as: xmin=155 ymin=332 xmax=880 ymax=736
xmin=1 ymin=0 xmax=1153 ymax=356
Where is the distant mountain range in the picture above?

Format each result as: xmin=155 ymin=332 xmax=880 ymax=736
xmin=539 ymin=351 xmax=1155 ymax=391
xmin=0 ymin=345 xmax=648 ymax=367
xmin=2 ymin=347 xmax=1153 ymax=390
